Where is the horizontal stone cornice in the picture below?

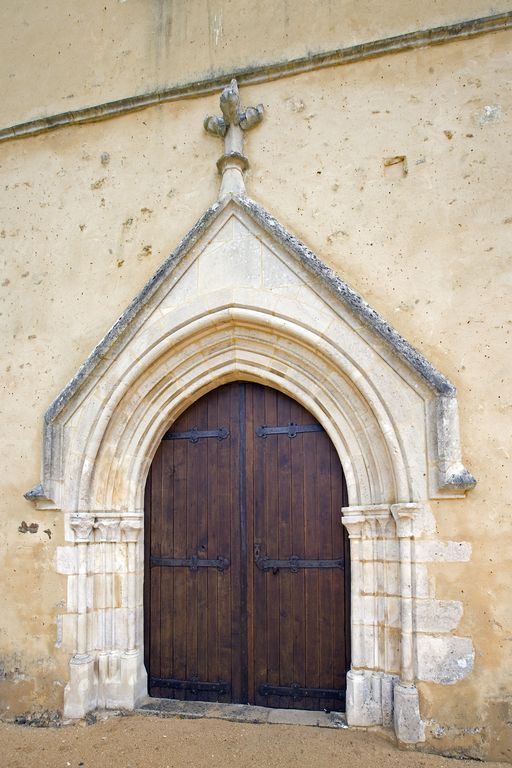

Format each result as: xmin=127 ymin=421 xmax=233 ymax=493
xmin=0 ymin=12 xmax=510 ymax=144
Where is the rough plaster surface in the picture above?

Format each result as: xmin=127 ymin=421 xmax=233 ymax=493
xmin=19 ymin=192 xmax=475 ymax=735
xmin=0 ymin=26 xmax=511 ymax=759
xmin=1 ymin=1 xmax=511 ymax=126
xmin=13 ymin=194 xmax=474 ymax=733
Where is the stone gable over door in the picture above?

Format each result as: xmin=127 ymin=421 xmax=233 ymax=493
xmin=26 ymin=191 xmax=475 ymax=742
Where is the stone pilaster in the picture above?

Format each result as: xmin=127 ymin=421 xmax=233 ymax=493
xmin=342 ymin=505 xmax=398 ymax=728
xmin=64 ymin=514 xmax=97 ymax=718
xmin=93 ymin=516 xmax=121 ymax=708
xmin=113 ymin=516 xmax=147 ymax=710
xmin=390 ymin=503 xmax=425 ymax=744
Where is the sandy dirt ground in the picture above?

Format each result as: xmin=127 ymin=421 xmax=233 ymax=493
xmin=0 ymin=714 xmax=508 ymax=768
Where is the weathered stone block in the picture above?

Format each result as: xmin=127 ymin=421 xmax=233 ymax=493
xmin=416 ymin=634 xmax=474 ymax=683
xmin=414 ymin=599 xmax=463 ymax=633
xmin=55 ymin=545 xmax=77 ymax=575
xmin=394 ymin=683 xmax=425 ymax=743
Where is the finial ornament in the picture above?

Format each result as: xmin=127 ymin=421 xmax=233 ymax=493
xmin=204 ymin=79 xmax=263 ymax=197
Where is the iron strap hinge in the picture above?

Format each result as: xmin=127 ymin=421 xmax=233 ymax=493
xmin=258 ymin=682 xmax=345 ymax=700
xmin=150 ymin=676 xmax=230 ymax=694
xmin=256 ymin=422 xmax=324 ymax=438
xmin=150 ymin=555 xmax=230 ymax=571
xmin=162 ymin=426 xmax=229 ymax=443
xmin=255 ymin=554 xmax=344 ymax=572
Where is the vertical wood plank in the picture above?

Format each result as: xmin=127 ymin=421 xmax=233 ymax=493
xmin=205 ymin=389 xmax=219 ymax=703
xmin=264 ymin=386 xmax=281 ymax=708
xmin=289 ymin=398 xmax=306 ymax=696
xmin=172 ymin=408 xmax=189 ymax=700
xmin=276 ymin=391 xmax=293 ymax=707
xmin=245 ymin=382 xmax=255 ymax=703
xmin=317 ymin=429 xmax=333 ymax=706
xmin=250 ymin=383 xmax=269 ymax=706
xmin=152 ymin=444 xmax=164 ymax=697
xmin=304 ymin=420 xmax=319 ymax=706
xmin=194 ymin=395 xmax=209 ymax=697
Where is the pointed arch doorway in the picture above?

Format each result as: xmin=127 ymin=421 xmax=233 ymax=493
xmin=144 ymin=381 xmax=350 ymax=711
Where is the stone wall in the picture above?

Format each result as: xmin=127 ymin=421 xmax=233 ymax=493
xmin=0 ymin=13 xmax=511 ymax=761
xmin=2 ymin=0 xmax=511 ymax=126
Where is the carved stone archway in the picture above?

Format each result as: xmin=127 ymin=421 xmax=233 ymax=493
xmin=26 ymin=82 xmax=475 ymax=745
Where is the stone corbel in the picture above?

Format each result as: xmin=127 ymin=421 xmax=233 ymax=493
xmin=24 ymin=482 xmax=59 ymax=510
xmin=435 ymin=397 xmax=476 ymax=491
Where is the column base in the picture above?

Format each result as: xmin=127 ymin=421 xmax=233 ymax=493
xmin=63 ymin=655 xmax=98 ymax=719
xmin=104 ymin=649 xmax=148 ymax=710
xmin=394 ymin=683 xmax=425 ymax=744
xmin=346 ymin=669 xmax=398 ymax=727
xmin=63 ymin=650 xmax=148 ymax=717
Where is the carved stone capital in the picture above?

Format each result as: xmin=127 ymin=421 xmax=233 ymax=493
xmin=341 ymin=514 xmax=366 ymax=539
xmin=342 ymin=504 xmax=391 ymax=538
xmin=70 ymin=514 xmax=94 ymax=543
xmin=94 ymin=517 xmax=121 ymax=542
xmin=391 ymin=503 xmax=423 ymax=538
xmin=120 ymin=518 xmax=143 ymax=543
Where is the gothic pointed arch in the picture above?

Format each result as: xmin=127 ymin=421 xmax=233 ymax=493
xmin=26 ymin=81 xmax=475 ymax=743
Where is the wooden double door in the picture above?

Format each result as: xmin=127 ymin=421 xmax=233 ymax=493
xmin=144 ymin=382 xmax=350 ymax=711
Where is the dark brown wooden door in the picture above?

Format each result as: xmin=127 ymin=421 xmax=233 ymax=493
xmin=144 ymin=382 xmax=349 ymax=711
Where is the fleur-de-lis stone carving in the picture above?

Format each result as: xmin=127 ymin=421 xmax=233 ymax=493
xmin=204 ymin=79 xmax=263 ymax=196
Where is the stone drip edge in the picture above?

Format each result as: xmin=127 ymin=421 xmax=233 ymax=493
xmin=1 ymin=11 xmax=511 ymax=144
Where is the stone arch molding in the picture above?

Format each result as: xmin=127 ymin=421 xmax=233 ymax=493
xmin=27 ymin=194 xmax=476 ymax=743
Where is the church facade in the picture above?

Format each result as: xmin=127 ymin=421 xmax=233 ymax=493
xmin=1 ymin=2 xmax=511 ymax=761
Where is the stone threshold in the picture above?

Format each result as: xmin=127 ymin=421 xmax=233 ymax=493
xmin=136 ymin=697 xmax=348 ymax=729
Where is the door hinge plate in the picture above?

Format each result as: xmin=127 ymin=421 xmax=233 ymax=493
xmin=255 ymin=554 xmax=344 ymax=572
xmin=162 ymin=426 xmax=229 ymax=443
xmin=256 ymin=422 xmax=323 ymax=438
xmin=150 ymin=555 xmax=230 ymax=571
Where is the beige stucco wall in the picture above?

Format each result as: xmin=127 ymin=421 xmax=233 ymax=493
xmin=0 ymin=18 xmax=511 ymax=761
xmin=1 ymin=0 xmax=511 ymax=126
